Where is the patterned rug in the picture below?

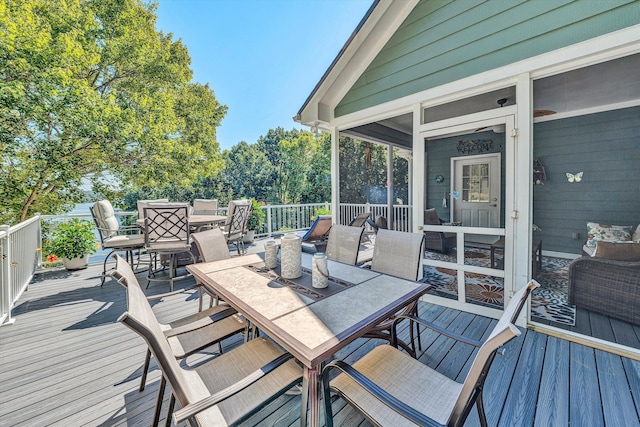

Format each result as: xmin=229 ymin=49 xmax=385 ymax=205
xmin=423 ymin=249 xmax=575 ymax=325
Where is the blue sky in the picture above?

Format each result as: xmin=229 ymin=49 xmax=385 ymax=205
xmin=154 ymin=0 xmax=373 ymax=151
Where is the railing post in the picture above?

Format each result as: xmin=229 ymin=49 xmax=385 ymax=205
xmin=267 ymin=205 xmax=273 ymax=237
xmin=0 ymin=224 xmax=13 ymax=325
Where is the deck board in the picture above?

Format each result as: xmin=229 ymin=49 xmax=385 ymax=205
xmin=1 ymin=262 xmax=639 ymax=426
xmin=534 ymin=336 xmax=570 ymax=427
xmin=570 ymin=343 xmax=605 ymax=426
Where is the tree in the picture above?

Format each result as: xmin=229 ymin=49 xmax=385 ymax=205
xmin=221 ymin=141 xmax=272 ymax=202
xmin=0 ymin=0 xmax=226 ymax=224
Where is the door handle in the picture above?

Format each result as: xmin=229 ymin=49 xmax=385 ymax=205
xmin=490 ymin=204 xmax=497 ymax=207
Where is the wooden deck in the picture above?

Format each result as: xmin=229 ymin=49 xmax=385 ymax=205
xmin=1 ymin=261 xmax=640 ymax=426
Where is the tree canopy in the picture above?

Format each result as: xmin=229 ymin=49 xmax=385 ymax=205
xmin=0 ymin=0 xmax=226 ymax=223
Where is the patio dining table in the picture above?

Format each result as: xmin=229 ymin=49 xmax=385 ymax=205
xmin=187 ymin=252 xmax=432 ymax=427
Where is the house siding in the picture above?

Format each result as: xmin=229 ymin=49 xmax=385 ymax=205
xmin=533 ymin=106 xmax=640 ymax=255
xmin=336 ymin=0 xmax=640 ymax=117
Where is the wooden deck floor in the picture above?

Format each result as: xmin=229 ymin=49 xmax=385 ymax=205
xmin=1 ymin=262 xmax=640 ymax=426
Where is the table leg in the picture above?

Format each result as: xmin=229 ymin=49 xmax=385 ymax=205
xmin=300 ymin=365 xmax=321 ymax=427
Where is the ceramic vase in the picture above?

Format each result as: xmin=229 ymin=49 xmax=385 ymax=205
xmin=312 ymin=252 xmax=329 ymax=288
xmin=280 ymin=233 xmax=301 ymax=279
xmin=264 ymin=240 xmax=278 ymax=269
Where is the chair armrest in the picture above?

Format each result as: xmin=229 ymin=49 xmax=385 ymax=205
xmin=323 ymin=360 xmax=444 ymax=427
xmin=173 ymin=353 xmax=295 ymax=424
xmin=145 ymin=284 xmax=200 ymax=300
xmin=393 ymin=315 xmax=483 ymax=348
xmin=164 ymin=306 xmax=238 ymax=337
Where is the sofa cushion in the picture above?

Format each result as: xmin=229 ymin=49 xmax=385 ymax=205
xmin=594 ymin=241 xmax=640 ymax=261
xmin=586 ymin=222 xmax=632 ymax=248
xmin=633 ymin=225 xmax=640 ymax=242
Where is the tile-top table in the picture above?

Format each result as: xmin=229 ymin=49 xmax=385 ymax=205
xmin=187 ymin=253 xmax=432 ymax=427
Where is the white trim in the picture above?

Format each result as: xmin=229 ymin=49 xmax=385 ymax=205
xmin=530 ymin=321 xmax=640 ymax=359
xmin=533 ymin=99 xmax=640 ymax=123
xmin=420 ymin=107 xmax=516 ymax=137
xmin=300 ymin=0 xmax=419 ymax=126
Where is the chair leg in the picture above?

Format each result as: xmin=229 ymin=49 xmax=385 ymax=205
xmin=165 ymin=394 xmax=176 ymax=427
xmin=476 ymin=390 xmax=488 ymax=427
xmin=140 ymin=348 xmax=151 ymax=392
xmin=322 ymin=368 xmax=334 ymax=427
xmin=152 ymin=375 xmax=166 ymax=427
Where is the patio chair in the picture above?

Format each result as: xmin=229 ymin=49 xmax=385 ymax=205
xmin=364 ymin=229 xmax=425 ymax=356
xmin=116 ymin=254 xmax=303 ymax=427
xmin=143 ymin=204 xmax=194 ymax=292
xmin=192 ymin=228 xmax=233 ymax=309
xmin=322 ymin=280 xmax=540 ymax=427
xmin=423 ymin=208 xmax=456 ymax=253
xmin=136 ymin=198 xmax=169 ymax=220
xmin=221 ymin=199 xmax=252 ymax=255
xmin=348 ymin=212 xmax=371 ymax=227
xmin=110 ymin=255 xmax=246 ymax=401
xmin=193 ymin=198 xmax=218 ymax=215
xmin=325 ymin=224 xmax=364 ymax=265
xmin=297 ymin=215 xmax=332 ymax=252
xmin=90 ymin=200 xmax=146 ymax=286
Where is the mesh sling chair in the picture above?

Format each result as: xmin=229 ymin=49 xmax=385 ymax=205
xmin=221 ymin=199 xmax=252 ymax=255
xmin=191 ymin=228 xmax=234 ymax=309
xmin=143 ymin=204 xmax=194 ymax=292
xmin=348 ymin=212 xmax=371 ymax=227
xmin=297 ymin=215 xmax=333 ymax=253
xmin=325 ymin=224 xmax=365 ymax=265
xmin=115 ymin=253 xmax=303 ymax=427
xmin=90 ymin=200 xmax=146 ymax=286
xmin=110 ymin=254 xmax=247 ymax=425
xmin=322 ymin=280 xmax=540 ymax=427
xmin=193 ymin=199 xmax=219 ymax=215
xmin=363 ymin=229 xmax=425 ymax=356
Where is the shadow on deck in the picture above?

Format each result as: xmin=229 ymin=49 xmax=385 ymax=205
xmin=1 ymin=254 xmax=639 ymax=426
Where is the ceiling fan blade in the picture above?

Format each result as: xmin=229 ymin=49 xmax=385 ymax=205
xmin=474 ymin=126 xmax=489 ymax=132
xmin=533 ymin=109 xmax=556 ymax=117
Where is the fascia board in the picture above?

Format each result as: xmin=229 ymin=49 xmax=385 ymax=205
xmin=297 ymin=0 xmax=418 ymax=127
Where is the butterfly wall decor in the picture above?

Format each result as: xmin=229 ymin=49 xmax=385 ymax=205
xmin=566 ymin=172 xmax=583 ymax=183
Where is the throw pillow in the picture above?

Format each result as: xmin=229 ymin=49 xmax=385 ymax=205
xmin=594 ymin=241 xmax=640 ymax=261
xmin=633 ymin=225 xmax=640 ymax=243
xmin=586 ymin=222 xmax=632 ymax=248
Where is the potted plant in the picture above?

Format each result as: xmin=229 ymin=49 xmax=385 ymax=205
xmin=244 ymin=198 xmax=266 ymax=243
xmin=48 ymin=219 xmax=98 ymax=270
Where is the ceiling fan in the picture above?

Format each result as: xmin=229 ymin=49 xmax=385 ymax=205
xmin=474 ymin=98 xmax=556 ymax=132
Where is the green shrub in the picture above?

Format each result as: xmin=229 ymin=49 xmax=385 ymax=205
xmin=48 ymin=219 xmax=97 ymax=260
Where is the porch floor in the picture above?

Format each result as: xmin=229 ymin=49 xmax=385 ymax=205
xmin=1 ymin=261 xmax=640 ymax=426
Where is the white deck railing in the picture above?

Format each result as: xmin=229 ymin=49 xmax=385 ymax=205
xmin=339 ymin=203 xmax=412 ymax=232
xmin=0 ymin=216 xmax=41 ymax=325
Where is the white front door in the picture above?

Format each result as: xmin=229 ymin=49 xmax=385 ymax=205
xmin=452 ymin=153 xmax=500 ymax=227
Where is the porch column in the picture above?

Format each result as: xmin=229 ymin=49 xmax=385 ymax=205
xmin=387 ymin=144 xmax=394 ymax=230
xmin=330 ymin=127 xmax=340 ymax=223
xmin=411 ymin=104 xmax=424 ymax=233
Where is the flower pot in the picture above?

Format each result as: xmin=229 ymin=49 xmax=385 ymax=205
xmin=243 ymin=230 xmax=255 ymax=243
xmin=63 ymin=255 xmax=89 ymax=270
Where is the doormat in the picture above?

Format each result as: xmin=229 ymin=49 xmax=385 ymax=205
xmin=423 ymin=249 xmax=576 ymax=326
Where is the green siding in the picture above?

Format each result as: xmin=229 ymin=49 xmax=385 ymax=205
xmin=533 ymin=106 xmax=640 ymax=254
xmin=336 ymin=0 xmax=640 ymax=117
